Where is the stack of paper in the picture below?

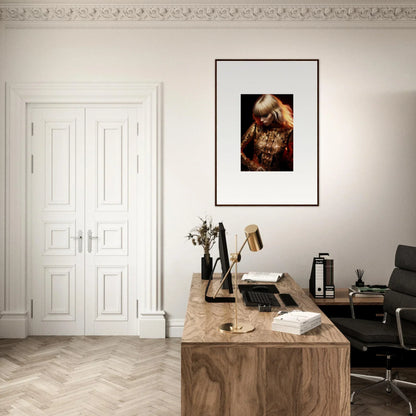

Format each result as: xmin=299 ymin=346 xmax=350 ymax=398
xmin=241 ymin=272 xmax=283 ymax=283
xmin=350 ymin=285 xmax=389 ymax=293
xmin=272 ymin=311 xmax=321 ymax=335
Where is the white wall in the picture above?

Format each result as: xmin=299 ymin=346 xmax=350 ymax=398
xmin=1 ymin=20 xmax=416 ymax=331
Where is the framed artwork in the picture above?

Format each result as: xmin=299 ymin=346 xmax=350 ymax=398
xmin=215 ymin=59 xmax=319 ymax=206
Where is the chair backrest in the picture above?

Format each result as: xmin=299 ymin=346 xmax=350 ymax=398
xmin=384 ymin=245 xmax=416 ymax=324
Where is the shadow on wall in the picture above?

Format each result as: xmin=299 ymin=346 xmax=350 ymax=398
xmin=343 ymin=90 xmax=416 ymax=204
xmin=353 ymin=90 xmax=416 ymax=248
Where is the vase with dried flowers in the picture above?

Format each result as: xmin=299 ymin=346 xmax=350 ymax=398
xmin=355 ymin=269 xmax=365 ymax=287
xmin=187 ymin=217 xmax=219 ymax=280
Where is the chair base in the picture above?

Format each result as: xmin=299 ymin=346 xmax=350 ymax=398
xmin=351 ymin=364 xmax=416 ymax=415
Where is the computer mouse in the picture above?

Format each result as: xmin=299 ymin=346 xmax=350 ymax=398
xmin=252 ymin=285 xmax=270 ymax=292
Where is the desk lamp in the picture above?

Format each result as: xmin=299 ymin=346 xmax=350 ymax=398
xmin=213 ymin=224 xmax=263 ymax=333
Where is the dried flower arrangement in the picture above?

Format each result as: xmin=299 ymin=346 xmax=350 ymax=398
xmin=187 ymin=216 xmax=219 ymax=261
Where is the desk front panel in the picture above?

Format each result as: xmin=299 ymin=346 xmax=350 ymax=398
xmin=182 ymin=343 xmax=349 ymax=416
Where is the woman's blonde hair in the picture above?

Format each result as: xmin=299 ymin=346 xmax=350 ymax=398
xmin=253 ymin=94 xmax=293 ymax=129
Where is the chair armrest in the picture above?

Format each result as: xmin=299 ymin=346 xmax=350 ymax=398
xmin=395 ymin=308 xmax=416 ymax=351
xmin=348 ymin=290 xmax=386 ymax=319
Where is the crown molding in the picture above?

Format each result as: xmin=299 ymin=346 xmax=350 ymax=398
xmin=0 ymin=4 xmax=415 ymax=22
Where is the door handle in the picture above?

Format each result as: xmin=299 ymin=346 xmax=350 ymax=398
xmin=70 ymin=230 xmax=83 ymax=253
xmin=88 ymin=230 xmax=98 ymax=253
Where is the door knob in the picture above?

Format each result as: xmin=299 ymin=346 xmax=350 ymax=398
xmin=87 ymin=230 xmax=98 ymax=253
xmin=70 ymin=230 xmax=83 ymax=253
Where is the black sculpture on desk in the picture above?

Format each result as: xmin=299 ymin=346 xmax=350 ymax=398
xmin=355 ymin=268 xmax=365 ymax=287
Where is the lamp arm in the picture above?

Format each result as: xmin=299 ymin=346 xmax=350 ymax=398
xmin=213 ymin=237 xmax=249 ymax=299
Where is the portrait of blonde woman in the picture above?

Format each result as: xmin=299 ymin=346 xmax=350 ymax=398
xmin=241 ymin=94 xmax=293 ymax=172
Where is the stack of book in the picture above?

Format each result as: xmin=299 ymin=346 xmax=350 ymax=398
xmin=272 ymin=311 xmax=321 ymax=335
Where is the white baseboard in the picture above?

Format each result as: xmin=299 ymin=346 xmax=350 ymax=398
xmin=139 ymin=311 xmax=166 ymax=338
xmin=0 ymin=311 xmax=184 ymax=339
xmin=0 ymin=312 xmax=28 ymax=338
xmin=167 ymin=319 xmax=184 ymax=338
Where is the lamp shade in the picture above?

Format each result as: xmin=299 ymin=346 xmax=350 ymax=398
xmin=244 ymin=225 xmax=263 ymax=252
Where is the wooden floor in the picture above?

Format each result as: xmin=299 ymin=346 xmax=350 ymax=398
xmin=0 ymin=337 xmax=180 ymax=416
xmin=0 ymin=337 xmax=415 ymax=415
xmin=351 ymin=367 xmax=416 ymax=416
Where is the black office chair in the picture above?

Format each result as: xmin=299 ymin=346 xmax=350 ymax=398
xmin=332 ymin=244 xmax=416 ymax=416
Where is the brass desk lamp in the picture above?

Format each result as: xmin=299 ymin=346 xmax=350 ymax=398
xmin=213 ymin=224 xmax=263 ymax=333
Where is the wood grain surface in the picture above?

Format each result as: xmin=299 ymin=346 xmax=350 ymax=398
xmin=182 ymin=273 xmax=349 ymax=345
xmin=181 ymin=273 xmax=350 ymax=416
xmin=0 ymin=336 xmax=414 ymax=416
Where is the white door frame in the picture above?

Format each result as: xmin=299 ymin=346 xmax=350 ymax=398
xmin=2 ymin=83 xmax=165 ymax=338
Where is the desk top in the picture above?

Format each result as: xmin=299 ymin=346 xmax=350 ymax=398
xmin=182 ymin=273 xmax=349 ymax=346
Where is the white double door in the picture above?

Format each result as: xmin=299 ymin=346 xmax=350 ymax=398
xmin=29 ymin=104 xmax=141 ymax=335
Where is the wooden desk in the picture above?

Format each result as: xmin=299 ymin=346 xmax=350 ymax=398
xmin=181 ymin=274 xmax=350 ymax=416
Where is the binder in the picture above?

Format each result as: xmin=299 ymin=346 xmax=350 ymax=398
xmin=309 ymin=253 xmax=335 ymax=299
xmin=324 ymin=258 xmax=335 ymax=299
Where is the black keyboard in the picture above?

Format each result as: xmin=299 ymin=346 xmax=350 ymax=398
xmin=279 ymin=293 xmax=298 ymax=307
xmin=244 ymin=291 xmax=280 ymax=307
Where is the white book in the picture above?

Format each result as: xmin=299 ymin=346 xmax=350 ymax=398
xmin=273 ymin=317 xmax=321 ymax=330
xmin=272 ymin=321 xmax=321 ymax=335
xmin=241 ymin=272 xmax=283 ymax=283
xmin=272 ymin=311 xmax=321 ymax=335
xmin=273 ymin=311 xmax=321 ymax=324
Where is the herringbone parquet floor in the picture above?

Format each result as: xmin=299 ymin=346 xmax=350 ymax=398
xmin=1 ymin=337 xmax=416 ymax=415
xmin=0 ymin=337 xmax=180 ymax=416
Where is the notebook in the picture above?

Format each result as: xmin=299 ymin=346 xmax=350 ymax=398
xmin=241 ymin=272 xmax=283 ymax=283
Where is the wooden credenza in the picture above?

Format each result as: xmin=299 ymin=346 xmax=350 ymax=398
xmin=181 ymin=273 xmax=350 ymax=416
xmin=304 ymin=287 xmax=385 ymax=321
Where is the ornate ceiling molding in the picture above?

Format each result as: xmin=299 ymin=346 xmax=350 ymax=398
xmin=0 ymin=4 xmax=415 ymax=22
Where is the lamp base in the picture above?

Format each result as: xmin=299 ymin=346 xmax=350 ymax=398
xmin=219 ymin=322 xmax=255 ymax=334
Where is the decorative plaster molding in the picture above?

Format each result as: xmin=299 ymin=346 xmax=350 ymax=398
xmin=0 ymin=4 xmax=415 ymax=22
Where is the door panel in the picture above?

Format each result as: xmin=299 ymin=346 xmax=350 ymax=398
xmin=96 ymin=121 xmax=128 ymax=209
xmin=43 ymin=221 xmax=76 ymax=256
xmin=44 ymin=122 xmax=76 ymax=209
xmin=29 ymin=107 xmax=85 ymax=335
xmin=85 ymin=107 xmax=138 ymax=335
xmin=44 ymin=265 xmax=76 ymax=320
xmin=96 ymin=222 xmax=128 ymax=256
xmin=96 ymin=266 xmax=128 ymax=320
